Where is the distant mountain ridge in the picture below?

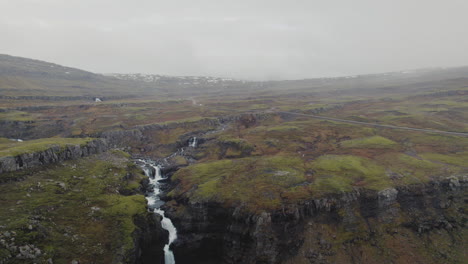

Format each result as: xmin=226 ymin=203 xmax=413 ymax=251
xmin=0 ymin=54 xmax=98 ymax=80
xmin=1 ymin=54 xmax=467 ymax=99
xmin=0 ymin=54 xmax=153 ymax=98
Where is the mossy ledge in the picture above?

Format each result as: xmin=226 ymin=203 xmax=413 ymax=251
xmin=0 ymin=138 xmax=108 ymax=175
xmin=167 ymin=176 xmax=467 ymax=264
xmin=0 ymin=151 xmax=167 ymax=264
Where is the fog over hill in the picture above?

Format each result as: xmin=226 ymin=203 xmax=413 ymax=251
xmin=1 ymin=2 xmax=468 ymax=264
xmin=2 ymin=1 xmax=468 ymax=80
xmin=1 ymin=54 xmax=468 ymax=100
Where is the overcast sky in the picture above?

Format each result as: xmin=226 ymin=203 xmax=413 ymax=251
xmin=1 ymin=0 xmax=468 ymax=80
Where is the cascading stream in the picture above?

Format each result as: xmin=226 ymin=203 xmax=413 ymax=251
xmin=139 ymin=160 xmax=177 ymax=264
xmin=189 ymin=137 xmax=197 ymax=148
xmin=137 ymin=133 xmax=215 ymax=263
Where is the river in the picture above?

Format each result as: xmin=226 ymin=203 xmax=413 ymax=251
xmin=139 ymin=160 xmax=177 ymax=264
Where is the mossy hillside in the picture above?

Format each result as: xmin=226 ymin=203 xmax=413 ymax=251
xmin=410 ymin=134 xmax=468 ymax=152
xmin=0 ymin=150 xmax=149 ymax=263
xmin=0 ymin=137 xmax=94 ymax=157
xmin=239 ymin=118 xmax=375 ymax=157
xmin=419 ymin=152 xmax=468 ymax=167
xmin=340 ymin=136 xmax=398 ymax=149
xmin=150 ymin=127 xmax=191 ymax=145
xmin=217 ymin=135 xmax=255 ymax=157
xmin=170 ymin=156 xmax=307 ymax=211
xmin=328 ymin=88 xmax=468 ymax=127
xmin=192 ymin=112 xmax=467 ymax=201
xmin=14 ymin=99 xmax=212 ymax=137
xmin=0 ymin=110 xmax=36 ymax=122
xmin=102 ymin=195 xmax=148 ymax=254
xmin=287 ymin=214 xmax=467 ymax=264
xmin=166 ymin=155 xmax=189 ymax=167
xmin=374 ymin=130 xmax=468 ymax=156
xmin=373 ymin=153 xmax=465 ymax=185
xmin=310 ymin=155 xmax=391 ymax=193
xmin=169 ymin=119 xmax=467 ymax=209
xmin=240 ymin=123 xmax=312 ymax=155
xmin=142 ymin=117 xmax=217 ymax=139
xmin=266 ymin=125 xmax=300 ymax=132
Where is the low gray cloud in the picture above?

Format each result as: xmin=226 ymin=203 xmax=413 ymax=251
xmin=1 ymin=0 xmax=467 ymax=80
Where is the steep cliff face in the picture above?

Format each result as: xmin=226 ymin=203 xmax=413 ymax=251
xmin=133 ymin=213 xmax=168 ymax=264
xmin=166 ymin=176 xmax=467 ymax=264
xmin=99 ymin=117 xmax=221 ymax=150
xmin=98 ymin=113 xmax=273 ymax=151
xmin=0 ymin=139 xmax=108 ymax=174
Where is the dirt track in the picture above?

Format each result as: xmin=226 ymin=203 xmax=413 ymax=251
xmin=278 ymin=111 xmax=468 ymax=137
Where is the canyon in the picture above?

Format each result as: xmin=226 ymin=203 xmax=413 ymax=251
xmin=0 ymin=55 xmax=467 ymax=263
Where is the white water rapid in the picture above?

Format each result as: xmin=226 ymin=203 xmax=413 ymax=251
xmin=136 ymin=131 xmax=223 ymax=263
xmin=140 ymin=160 xmax=177 ymax=264
xmin=189 ymin=137 xmax=197 ymax=148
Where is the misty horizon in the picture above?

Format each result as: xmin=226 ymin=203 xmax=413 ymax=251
xmin=103 ymin=65 xmax=468 ymax=82
xmin=3 ymin=53 xmax=467 ymax=82
xmin=1 ymin=0 xmax=468 ymax=80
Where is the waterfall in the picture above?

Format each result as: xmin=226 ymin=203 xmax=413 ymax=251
xmin=139 ymin=160 xmax=177 ymax=264
xmin=157 ymin=209 xmax=177 ymax=264
xmin=134 ymin=126 xmax=226 ymax=263
xmin=189 ymin=137 xmax=197 ymax=148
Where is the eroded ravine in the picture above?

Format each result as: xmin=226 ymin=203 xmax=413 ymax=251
xmin=139 ymin=160 xmax=177 ymax=264
xmin=136 ymin=136 xmax=202 ymax=263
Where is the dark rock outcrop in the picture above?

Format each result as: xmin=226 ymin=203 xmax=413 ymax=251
xmin=98 ymin=113 xmax=275 ymax=151
xmin=0 ymin=139 xmax=108 ymax=174
xmin=167 ymin=176 xmax=467 ymax=264
xmin=132 ymin=213 xmax=168 ymax=264
xmin=99 ymin=118 xmax=221 ymax=149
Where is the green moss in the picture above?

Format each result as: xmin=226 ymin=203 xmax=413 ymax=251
xmin=396 ymin=154 xmax=440 ymax=170
xmin=171 ymin=156 xmax=306 ymax=211
xmin=0 ymin=151 xmax=149 ymax=263
xmin=310 ymin=155 xmax=390 ymax=192
xmin=266 ymin=125 xmax=299 ymax=132
xmin=218 ymin=135 xmax=245 ymax=144
xmin=374 ymin=153 xmax=446 ymax=185
xmin=341 ymin=136 xmax=398 ymax=149
xmin=218 ymin=136 xmax=255 ymax=154
xmin=101 ymin=195 xmax=147 ymax=251
xmin=196 ymin=178 xmax=221 ymax=200
xmin=419 ymin=152 xmax=468 ymax=167
xmin=134 ymin=114 xmax=147 ymax=120
xmin=313 ymin=175 xmax=354 ymax=193
xmin=247 ymin=104 xmax=269 ymax=110
xmin=110 ymin=149 xmax=131 ymax=158
xmin=171 ymin=155 xmax=188 ymax=166
xmin=411 ymin=134 xmax=468 ymax=148
xmin=0 ymin=111 xmax=36 ymax=121
xmin=0 ymin=137 xmax=94 ymax=157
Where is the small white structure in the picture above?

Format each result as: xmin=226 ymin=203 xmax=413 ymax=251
xmin=94 ymin=98 xmax=102 ymax=102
